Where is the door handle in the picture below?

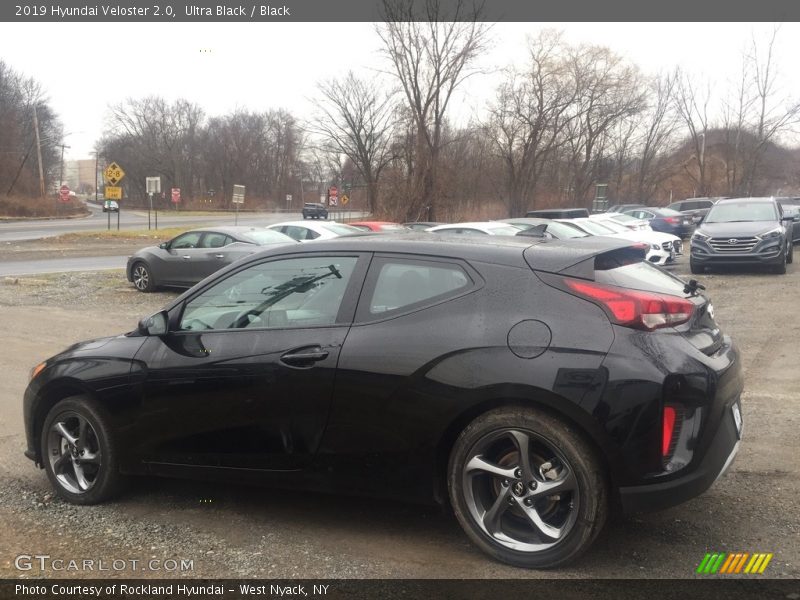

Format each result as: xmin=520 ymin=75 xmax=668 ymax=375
xmin=280 ymin=347 xmax=329 ymax=367
xmin=182 ymin=255 xmax=191 ymax=260
xmin=215 ymin=254 xmax=225 ymax=259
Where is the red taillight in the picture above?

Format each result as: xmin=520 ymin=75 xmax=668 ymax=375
xmin=662 ymin=406 xmax=677 ymax=457
xmin=564 ymin=279 xmax=694 ymax=331
xmin=664 ymin=217 xmax=679 ymax=224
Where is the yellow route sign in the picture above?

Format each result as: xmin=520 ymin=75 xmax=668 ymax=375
xmin=341 ymin=194 xmax=349 ymax=206
xmin=104 ymin=186 xmax=122 ymax=200
xmin=104 ymin=162 xmax=125 ymax=185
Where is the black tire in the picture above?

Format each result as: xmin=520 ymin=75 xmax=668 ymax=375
xmin=448 ymin=407 xmax=608 ymax=569
xmin=41 ymin=396 xmax=125 ymax=505
xmin=690 ymin=260 xmax=702 ymax=274
xmin=131 ymin=261 xmax=156 ymax=292
xmin=302 ymin=214 xmax=308 ymax=220
xmin=787 ymin=243 xmax=793 ymax=265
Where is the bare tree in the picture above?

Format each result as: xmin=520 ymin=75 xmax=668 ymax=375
xmin=310 ymin=71 xmax=397 ymax=214
xmin=674 ymin=71 xmax=712 ymax=196
xmin=486 ymin=31 xmax=578 ymax=216
xmin=561 ymin=44 xmax=646 ymax=206
xmin=377 ymin=0 xmax=488 ymax=220
xmin=741 ymin=28 xmax=800 ymax=195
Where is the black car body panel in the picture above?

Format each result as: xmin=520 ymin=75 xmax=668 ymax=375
xmin=24 ymin=234 xmax=742 ymax=514
xmin=624 ymin=207 xmax=695 ymax=238
xmin=525 ymin=208 xmax=590 ymax=219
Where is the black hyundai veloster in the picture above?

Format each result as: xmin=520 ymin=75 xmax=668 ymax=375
xmin=23 ymin=234 xmax=743 ymax=568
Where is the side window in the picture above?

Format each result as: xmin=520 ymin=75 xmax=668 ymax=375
xmin=171 ymin=232 xmax=202 ymax=249
xmin=179 ymin=256 xmax=359 ymax=331
xmin=284 ymin=226 xmax=320 ymax=241
xmin=365 ymin=258 xmax=471 ymax=317
xmin=200 ymin=233 xmax=230 ymax=248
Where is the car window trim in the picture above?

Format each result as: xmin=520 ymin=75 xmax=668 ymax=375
xmin=170 ymin=252 xmax=371 ymax=334
xmin=353 ymin=253 xmax=483 ymax=325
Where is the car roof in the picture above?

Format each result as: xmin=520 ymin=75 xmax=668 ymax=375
xmin=429 ymin=221 xmax=515 ymax=230
xmin=713 ymin=197 xmax=777 ymax=205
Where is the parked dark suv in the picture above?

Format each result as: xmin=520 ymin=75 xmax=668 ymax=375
xmin=525 ymin=207 xmax=589 ymax=219
xmin=690 ymin=197 xmax=794 ymax=274
xmin=666 ymin=197 xmax=718 ymax=225
xmin=23 ymin=235 xmax=743 ymax=569
xmin=301 ymin=202 xmax=328 ymax=220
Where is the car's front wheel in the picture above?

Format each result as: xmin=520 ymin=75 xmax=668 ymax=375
xmin=41 ymin=396 xmax=124 ymax=505
xmin=448 ymin=407 xmax=607 ymax=569
xmin=131 ymin=261 xmax=156 ymax=292
xmin=787 ymin=242 xmax=793 ymax=265
xmin=690 ymin=259 xmax=702 ymax=274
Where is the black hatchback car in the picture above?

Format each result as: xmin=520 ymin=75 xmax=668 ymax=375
xmin=690 ymin=197 xmax=794 ymax=274
xmin=23 ymin=235 xmax=743 ymax=569
xmin=624 ymin=207 xmax=695 ymax=238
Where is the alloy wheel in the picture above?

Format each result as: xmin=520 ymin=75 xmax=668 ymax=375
xmin=132 ymin=264 xmax=150 ymax=291
xmin=46 ymin=412 xmax=102 ymax=494
xmin=462 ymin=428 xmax=579 ymax=552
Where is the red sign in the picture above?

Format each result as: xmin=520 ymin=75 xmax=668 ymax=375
xmin=59 ymin=185 xmax=70 ymax=203
xmin=171 ymin=188 xmax=181 ymax=203
xmin=328 ymin=186 xmax=338 ymax=197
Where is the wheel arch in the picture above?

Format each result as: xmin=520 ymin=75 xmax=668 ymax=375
xmin=432 ymin=394 xmax=618 ymax=508
xmin=31 ymin=381 xmax=94 ymax=466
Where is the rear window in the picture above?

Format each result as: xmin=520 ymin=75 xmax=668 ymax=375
xmin=321 ymin=223 xmax=364 ymax=235
xmin=241 ymin=230 xmax=295 ymax=245
xmin=595 ymin=259 xmax=687 ymax=296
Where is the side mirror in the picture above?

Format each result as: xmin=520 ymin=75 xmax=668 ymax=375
xmin=159 ymin=242 xmax=169 ymax=250
xmin=781 ymin=215 xmax=795 ymax=222
xmin=138 ymin=310 xmax=168 ymax=336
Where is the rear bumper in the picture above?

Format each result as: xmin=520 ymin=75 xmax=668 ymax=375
xmin=619 ymin=396 xmax=742 ymax=513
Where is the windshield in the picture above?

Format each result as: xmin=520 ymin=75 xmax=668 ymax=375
xmin=241 ymin=230 xmax=294 ymax=245
xmin=575 ymin=220 xmax=616 ymax=235
xmin=320 ymin=223 xmax=364 ymax=235
xmin=610 ymin=213 xmax=638 ymax=224
xmin=658 ymin=208 xmax=683 ymax=217
xmin=705 ymin=202 xmax=778 ymax=223
xmin=593 ymin=219 xmax=628 ymax=233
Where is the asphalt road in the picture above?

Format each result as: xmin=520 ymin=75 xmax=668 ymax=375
xmin=0 ymin=255 xmax=127 ymax=277
xmin=0 ymin=253 xmax=797 ymax=580
xmin=0 ymin=204 xmax=364 ymax=243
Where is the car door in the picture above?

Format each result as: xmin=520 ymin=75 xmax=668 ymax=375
xmin=132 ymin=252 xmax=369 ymax=471
xmin=319 ymin=255 xmax=480 ymax=477
xmin=156 ymin=231 xmax=207 ymax=286
xmin=195 ymin=232 xmax=238 ymax=279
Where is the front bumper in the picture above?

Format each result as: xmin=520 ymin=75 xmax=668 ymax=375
xmin=619 ymin=396 xmax=742 ymax=513
xmin=690 ymin=243 xmax=784 ymax=266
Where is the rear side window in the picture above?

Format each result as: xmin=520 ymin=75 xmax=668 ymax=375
xmin=361 ymin=258 xmax=472 ymax=318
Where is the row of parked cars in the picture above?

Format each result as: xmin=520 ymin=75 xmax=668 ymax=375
xmin=28 ymin=202 xmax=745 ymax=570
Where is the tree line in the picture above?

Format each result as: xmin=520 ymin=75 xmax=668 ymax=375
xmin=3 ymin=10 xmax=800 ymax=220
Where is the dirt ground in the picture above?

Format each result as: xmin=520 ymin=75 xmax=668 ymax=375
xmin=0 ymin=254 xmax=798 ymax=580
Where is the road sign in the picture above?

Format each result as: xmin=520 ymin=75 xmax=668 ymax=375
xmin=104 ymin=186 xmax=122 ymax=200
xmin=59 ymin=184 xmax=70 ymax=202
xmin=146 ymin=177 xmax=161 ymax=194
xmin=286 ymin=194 xmax=292 ymax=202
xmin=104 ymin=162 xmax=125 ymax=185
xmin=328 ymin=185 xmax=338 ymax=198
xmin=171 ymin=188 xmax=181 ymax=203
xmin=232 ymin=184 xmax=245 ymax=204
xmin=341 ymin=194 xmax=349 ymax=206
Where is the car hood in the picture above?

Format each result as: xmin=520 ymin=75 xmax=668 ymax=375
xmin=698 ymin=221 xmax=780 ymax=237
xmin=54 ymin=333 xmax=146 ymax=361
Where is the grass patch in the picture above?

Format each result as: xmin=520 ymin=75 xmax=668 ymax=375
xmin=50 ymin=227 xmax=192 ymax=243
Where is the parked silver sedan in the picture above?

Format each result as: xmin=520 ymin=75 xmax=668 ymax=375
xmin=126 ymin=226 xmax=297 ymax=292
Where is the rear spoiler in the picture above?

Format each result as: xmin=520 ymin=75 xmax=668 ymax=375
xmin=523 ymin=238 xmax=648 ymax=280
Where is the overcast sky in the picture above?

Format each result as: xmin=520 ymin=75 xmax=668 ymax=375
xmin=1 ymin=22 xmax=798 ymax=160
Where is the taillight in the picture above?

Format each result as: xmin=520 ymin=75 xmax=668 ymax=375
xmin=564 ymin=279 xmax=694 ymax=331
xmin=664 ymin=217 xmax=679 ymax=224
xmin=662 ymin=405 xmax=677 ymax=457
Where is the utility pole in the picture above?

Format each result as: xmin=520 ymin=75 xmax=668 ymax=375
xmin=32 ymin=105 xmax=45 ymax=198
xmin=58 ymin=144 xmax=70 ymax=188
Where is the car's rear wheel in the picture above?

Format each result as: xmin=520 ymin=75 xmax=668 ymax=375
xmin=41 ymin=396 xmax=124 ymax=505
xmin=131 ymin=261 xmax=155 ymax=292
xmin=448 ymin=407 xmax=607 ymax=569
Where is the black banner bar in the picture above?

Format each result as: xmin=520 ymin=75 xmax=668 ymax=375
xmin=1 ymin=579 xmax=798 ymax=600
xmin=2 ymin=0 xmax=800 ymax=22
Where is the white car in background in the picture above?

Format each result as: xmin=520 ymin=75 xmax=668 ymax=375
xmin=266 ymin=220 xmax=365 ymax=242
xmin=591 ymin=212 xmax=652 ymax=232
xmin=558 ymin=217 xmax=682 ymax=266
xmin=426 ymin=222 xmax=522 ymax=236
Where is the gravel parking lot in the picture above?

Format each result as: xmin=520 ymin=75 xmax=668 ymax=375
xmin=0 ymin=254 xmax=798 ymax=579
